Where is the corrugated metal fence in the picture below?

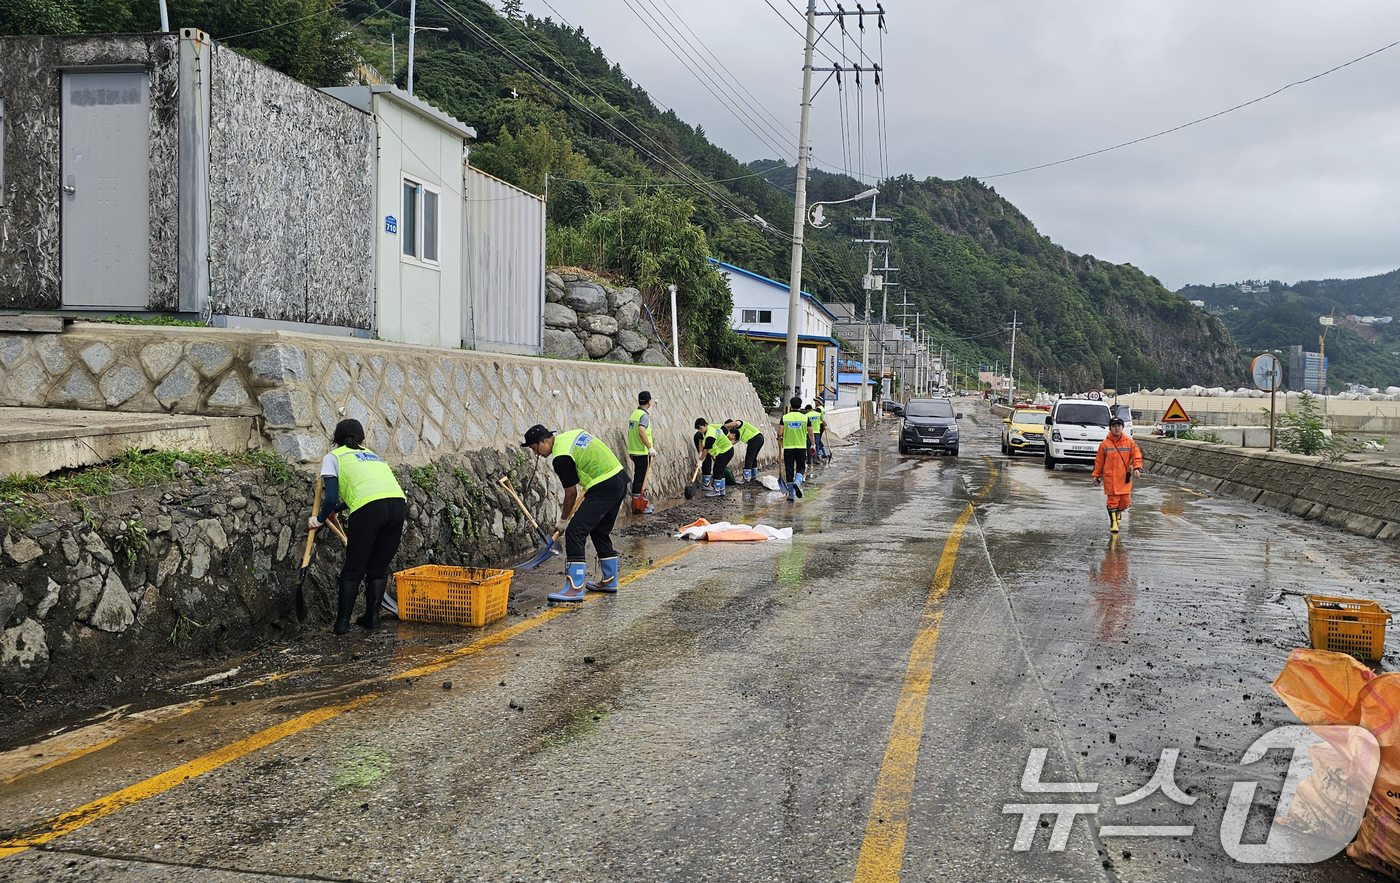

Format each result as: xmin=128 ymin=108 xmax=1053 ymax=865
xmin=463 ymin=166 xmax=544 ymax=355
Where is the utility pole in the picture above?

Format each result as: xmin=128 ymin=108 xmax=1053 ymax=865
xmin=854 ymin=193 xmax=891 ymax=409
xmin=408 ymin=0 xmax=417 ymax=95
xmin=782 ymin=4 xmax=882 ymax=401
xmin=897 ymin=295 xmax=912 ymax=403
xmin=874 ymin=249 xmax=898 ymax=407
xmin=913 ymin=314 xmax=923 ymax=397
xmin=1007 ymin=311 xmax=1021 ymax=405
xmin=782 ymin=0 xmax=817 ymax=402
xmin=406 ymin=0 xmax=448 ymax=97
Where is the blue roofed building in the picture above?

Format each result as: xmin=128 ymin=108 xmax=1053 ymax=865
xmin=713 ymin=260 xmax=838 ymax=406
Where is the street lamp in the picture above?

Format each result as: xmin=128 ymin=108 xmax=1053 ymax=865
xmin=406 ymin=0 xmax=449 ymax=97
xmin=807 ymin=188 xmax=880 ymax=228
xmin=1114 ymin=355 xmax=1121 ymax=400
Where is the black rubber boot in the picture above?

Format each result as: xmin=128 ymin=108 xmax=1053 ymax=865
xmin=357 ymin=578 xmax=386 ymax=630
xmin=334 ymin=578 xmax=360 ymax=635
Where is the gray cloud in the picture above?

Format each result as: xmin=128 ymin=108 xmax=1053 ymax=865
xmin=522 ymin=0 xmax=1400 ymax=288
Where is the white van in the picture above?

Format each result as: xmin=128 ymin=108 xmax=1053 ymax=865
xmin=1045 ymin=398 xmax=1114 ymax=470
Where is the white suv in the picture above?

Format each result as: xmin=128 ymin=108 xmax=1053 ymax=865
xmin=1045 ymin=398 xmax=1113 ymax=470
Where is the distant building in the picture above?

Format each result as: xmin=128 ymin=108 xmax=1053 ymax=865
xmin=1287 ymin=345 xmax=1328 ymax=393
xmin=1189 ymin=299 xmax=1206 ymax=308
xmin=714 ymin=260 xmax=838 ymax=405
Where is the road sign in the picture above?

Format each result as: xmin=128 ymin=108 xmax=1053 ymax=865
xmin=1251 ymin=353 xmax=1281 ymax=391
xmin=1161 ymin=398 xmax=1191 ymax=424
xmin=1087 ymin=389 xmax=1102 ymax=401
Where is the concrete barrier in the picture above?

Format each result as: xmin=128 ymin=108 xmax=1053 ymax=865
xmin=0 ymin=409 xmax=255 ymax=478
xmin=1138 ymin=435 xmax=1400 ymax=541
xmin=0 ymin=324 xmax=774 ymax=499
xmin=824 ymin=406 xmax=860 ymax=439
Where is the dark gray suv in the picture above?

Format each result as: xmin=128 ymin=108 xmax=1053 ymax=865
xmin=899 ymin=398 xmax=962 ymax=456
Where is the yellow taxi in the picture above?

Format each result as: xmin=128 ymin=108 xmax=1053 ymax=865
xmin=1000 ymin=406 xmax=1050 ymax=457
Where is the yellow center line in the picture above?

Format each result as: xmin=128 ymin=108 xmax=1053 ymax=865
xmin=851 ymin=458 xmax=996 ymax=883
xmin=0 ymin=694 xmax=380 ymax=860
xmin=852 ymin=503 xmax=975 ymax=883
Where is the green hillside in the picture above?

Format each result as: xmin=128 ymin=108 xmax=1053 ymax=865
xmin=1178 ymin=273 xmax=1400 ymax=389
xmin=756 ymin=163 xmax=1243 ymax=391
xmin=6 ymin=0 xmax=1248 ymax=396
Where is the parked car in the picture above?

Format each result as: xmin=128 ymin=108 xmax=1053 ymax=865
xmin=882 ymin=401 xmax=905 ymax=416
xmin=1001 ymin=406 xmax=1050 ymax=456
xmin=1113 ymin=403 xmax=1135 ymax=437
xmin=899 ymin=397 xmax=961 ymax=456
xmin=1044 ymin=398 xmax=1113 ymax=470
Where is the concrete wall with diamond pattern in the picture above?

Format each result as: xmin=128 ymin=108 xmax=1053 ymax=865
xmin=0 ymin=324 xmax=775 ymax=497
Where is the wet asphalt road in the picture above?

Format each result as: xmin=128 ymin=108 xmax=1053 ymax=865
xmin=3 ymin=406 xmax=1400 ymax=882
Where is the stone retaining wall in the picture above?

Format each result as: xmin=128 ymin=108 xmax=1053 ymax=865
xmin=0 ymin=450 xmax=559 ymax=692
xmin=1138 ymin=436 xmax=1400 ymax=541
xmin=0 ymin=323 xmax=775 ymax=498
xmin=543 ymin=272 xmax=671 ymax=366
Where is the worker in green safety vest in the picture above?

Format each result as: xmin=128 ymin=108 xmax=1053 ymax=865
xmin=693 ymin=418 xmax=735 ymax=497
xmin=308 ymin=419 xmax=407 ymax=635
xmin=522 ymin=423 xmax=629 ymax=602
xmin=808 ymin=399 xmax=827 ymax=460
xmin=778 ymin=396 xmax=812 ymax=501
xmin=627 ymin=390 xmax=657 ymax=514
xmin=721 ymin=418 xmax=765 ymax=484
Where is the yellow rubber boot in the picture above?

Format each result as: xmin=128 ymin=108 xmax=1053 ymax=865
xmin=1109 ymin=509 xmax=1120 ymax=533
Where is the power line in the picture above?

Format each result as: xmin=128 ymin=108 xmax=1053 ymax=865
xmin=651 ymin=0 xmax=798 ymax=141
xmin=523 ymin=0 xmax=797 ymax=195
xmin=220 ymin=0 xmax=358 ymax=42
xmin=431 ymin=0 xmax=793 ymax=238
xmin=619 ymin=0 xmax=795 ymax=161
xmin=550 ymin=163 xmax=796 ymax=188
xmin=978 ymin=35 xmax=1400 ymax=180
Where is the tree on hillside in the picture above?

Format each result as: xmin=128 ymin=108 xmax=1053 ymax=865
xmin=1 ymin=0 xmax=358 ymax=88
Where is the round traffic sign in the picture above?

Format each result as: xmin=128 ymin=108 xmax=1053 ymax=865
xmin=1087 ymin=389 xmax=1102 ymax=401
xmin=1252 ymin=353 xmax=1281 ymax=391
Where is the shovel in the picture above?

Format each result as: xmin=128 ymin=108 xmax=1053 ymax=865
xmin=513 ymin=490 xmax=585 ymax=571
xmin=683 ymin=460 xmax=703 ymax=500
xmin=295 ymin=477 xmax=323 ymax=621
xmin=498 ymin=475 xmax=551 ymax=554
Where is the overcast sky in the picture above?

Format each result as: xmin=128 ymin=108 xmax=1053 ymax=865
xmin=518 ymin=0 xmax=1400 ymax=290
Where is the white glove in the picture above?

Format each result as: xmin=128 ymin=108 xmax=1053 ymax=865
xmin=307 ymin=515 xmax=322 ymax=531
xmin=555 ymin=519 xmax=570 ymax=535
xmin=648 ymin=447 xmax=656 ymax=457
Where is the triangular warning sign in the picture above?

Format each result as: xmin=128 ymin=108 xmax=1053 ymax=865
xmin=1161 ymin=398 xmax=1191 ymax=423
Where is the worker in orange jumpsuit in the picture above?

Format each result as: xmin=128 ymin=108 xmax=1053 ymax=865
xmin=1092 ymin=416 xmax=1142 ymax=533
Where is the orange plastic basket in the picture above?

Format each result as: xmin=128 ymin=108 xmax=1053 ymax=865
xmin=1305 ymin=594 xmax=1391 ymax=662
xmin=394 ymin=565 xmax=512 ymax=627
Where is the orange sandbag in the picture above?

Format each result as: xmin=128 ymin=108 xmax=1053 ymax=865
xmin=702 ymin=530 xmax=769 ymax=542
xmin=1273 ymin=648 xmax=1374 ymax=726
xmin=678 ymin=518 xmax=712 ymax=532
xmin=1273 ymin=648 xmax=1400 ymax=878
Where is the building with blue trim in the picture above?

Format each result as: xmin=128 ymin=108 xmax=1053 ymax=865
xmin=712 ymin=260 xmax=838 ymax=406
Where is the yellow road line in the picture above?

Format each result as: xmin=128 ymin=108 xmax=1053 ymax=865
xmin=0 ymin=544 xmax=705 ymax=861
xmin=392 ymin=544 xmax=701 ymax=682
xmin=0 ymin=694 xmax=379 ymax=860
xmin=852 ymin=503 xmax=975 ymax=883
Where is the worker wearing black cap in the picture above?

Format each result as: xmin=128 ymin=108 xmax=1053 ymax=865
xmin=627 ymin=391 xmax=657 ymax=514
xmin=522 ymin=423 xmax=629 ymax=601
